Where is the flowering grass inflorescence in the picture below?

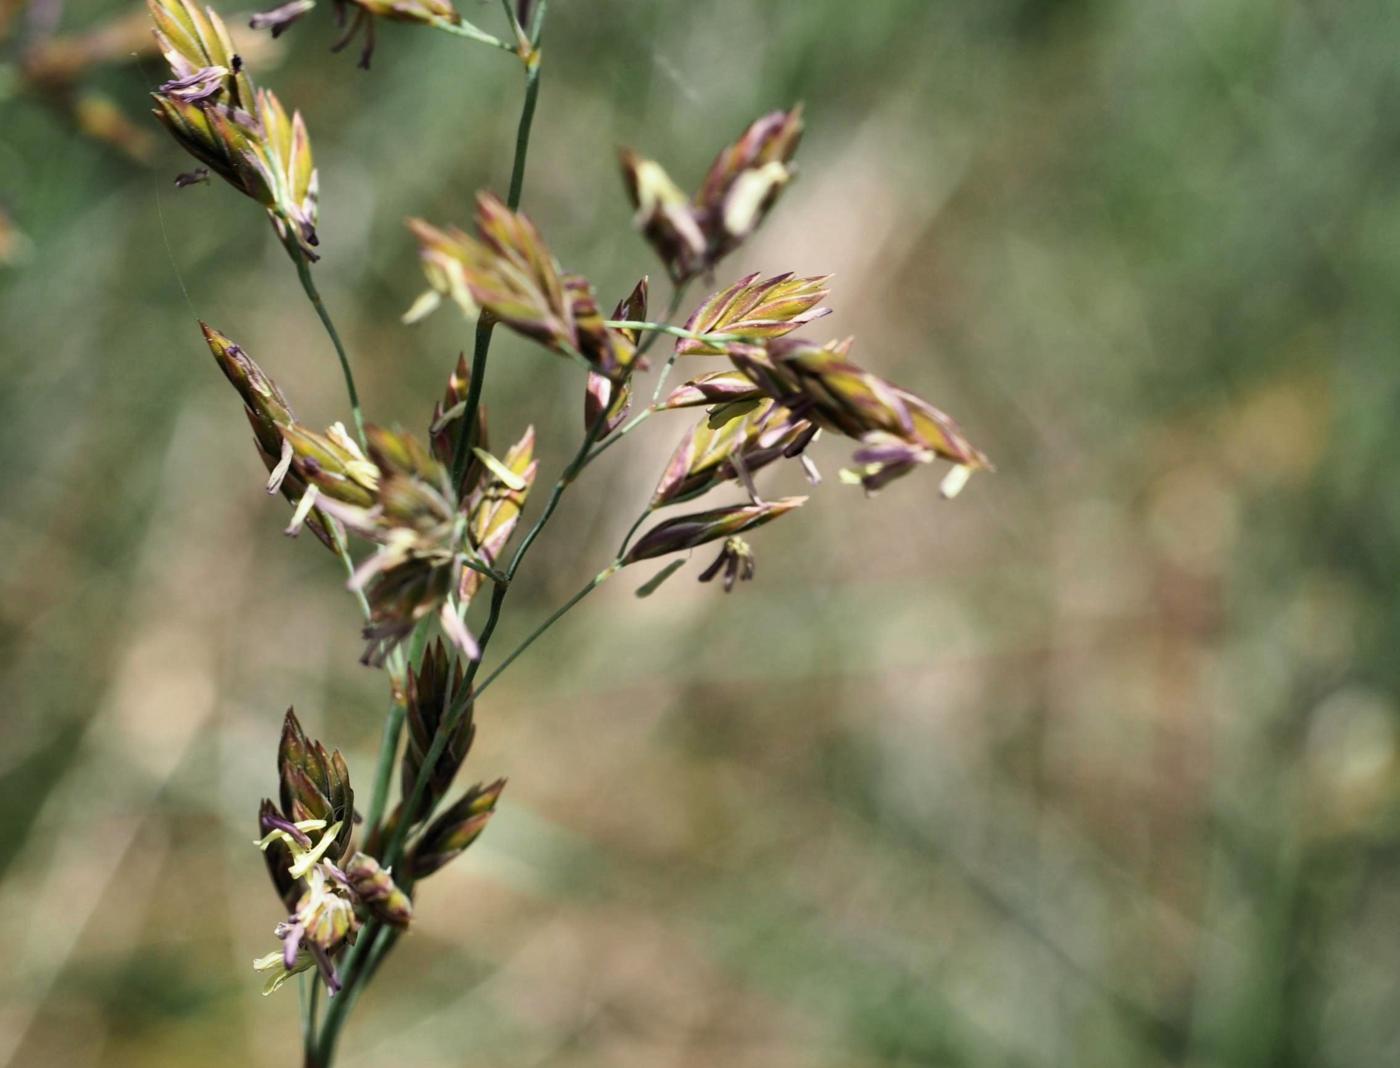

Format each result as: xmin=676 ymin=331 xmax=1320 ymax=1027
xmin=145 ymin=1 xmax=989 ymax=1062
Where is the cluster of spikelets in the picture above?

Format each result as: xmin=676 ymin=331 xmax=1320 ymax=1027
xmin=148 ymin=0 xmax=319 ymax=257
xmin=254 ymin=705 xmax=500 ymax=994
xmin=408 ymin=107 xmax=991 ymax=512
xmin=145 ymin=0 xmax=990 ymax=1002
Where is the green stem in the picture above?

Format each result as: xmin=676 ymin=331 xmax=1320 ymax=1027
xmin=303 ymin=977 xmax=321 ymax=1067
xmin=362 ymin=701 xmax=406 ymax=850
xmin=581 ymin=406 xmax=654 ymax=470
xmin=292 ymin=255 xmax=366 ymax=450
xmin=604 ymin=320 xmax=739 ymax=344
xmin=428 ymin=15 xmax=514 ymax=51
xmin=647 ymin=282 xmax=692 ymax=404
xmin=616 ymin=509 xmax=650 ymax=558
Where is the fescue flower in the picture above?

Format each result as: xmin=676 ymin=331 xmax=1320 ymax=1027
xmin=401 ymin=640 xmax=476 ymax=811
xmin=408 ymin=194 xmax=636 ymax=380
xmin=149 ymin=0 xmax=320 ymax=259
xmin=408 ymin=778 xmax=506 ymax=878
xmin=651 ymin=400 xmax=813 ymax=507
xmin=675 ymin=271 xmax=830 ymax=356
xmin=727 ymin=337 xmax=991 ymax=493
xmin=310 ymin=426 xmax=478 ymax=664
xmin=620 ymin=106 xmax=804 ymax=283
xmin=658 ymin=369 xmax=765 ymax=410
xmin=254 ymin=710 xmax=365 ymax=995
xmin=623 ymin=497 xmax=806 ymax=565
xmin=344 ymin=852 xmax=413 ymax=929
xmin=199 ymin=323 xmax=348 ymax=551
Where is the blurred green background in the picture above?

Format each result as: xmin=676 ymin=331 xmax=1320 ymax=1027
xmin=4 ymin=0 xmax=1400 ymax=1065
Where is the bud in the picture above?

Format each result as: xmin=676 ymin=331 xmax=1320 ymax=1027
xmin=460 ymin=426 xmax=536 ymax=604
xmin=277 ymin=708 xmax=354 ymax=862
xmin=344 ymin=852 xmax=413 ymax=929
xmin=698 ymin=536 xmax=755 ymax=592
xmin=148 ymin=0 xmax=254 ymax=110
xmin=585 ymin=372 xmax=630 ymax=436
xmin=408 ymin=779 xmax=506 ymax=879
xmin=566 ymin=275 xmax=638 ymax=380
xmin=611 ymin=276 xmax=649 ymax=346
xmin=429 ymin=353 xmax=490 ymax=498
xmin=200 ymin=322 xmax=293 ymax=455
xmin=623 ymin=497 xmax=806 ymax=564
xmin=402 ymin=641 xmax=475 ymax=810
xmin=675 ymin=272 xmax=830 ymax=356
xmin=583 ymin=278 xmax=648 ymax=433
xmin=619 ymin=107 xmax=803 ymax=283
xmin=695 ymin=106 xmax=804 ymax=258
xmin=148 ymin=3 xmax=320 ymax=260
xmin=618 ymin=149 xmax=707 ymax=284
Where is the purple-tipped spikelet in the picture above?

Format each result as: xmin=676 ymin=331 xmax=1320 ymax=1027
xmin=624 ymin=497 xmax=806 ymax=565
xmin=401 ymin=640 xmax=476 ymax=811
xmin=344 ymin=852 xmax=413 ymax=929
xmin=407 ymin=778 xmax=506 ymax=878
xmin=620 ymin=106 xmax=804 ymax=283
xmin=676 ymin=272 xmax=831 ymax=356
xmin=727 ymin=337 xmax=991 ymax=493
xmin=408 ymin=194 xmax=637 ymax=379
xmin=148 ymin=0 xmax=320 ymax=259
xmin=651 ymin=400 xmax=813 ymax=507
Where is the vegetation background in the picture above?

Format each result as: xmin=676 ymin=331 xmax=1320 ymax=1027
xmin=4 ymin=0 xmax=1400 ymax=1065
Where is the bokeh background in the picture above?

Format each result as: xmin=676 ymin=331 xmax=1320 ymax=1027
xmin=4 ymin=0 xmax=1400 ymax=1065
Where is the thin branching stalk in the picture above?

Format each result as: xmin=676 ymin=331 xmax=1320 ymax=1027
xmin=473 ymin=564 xmax=617 ymax=698
xmin=292 ymin=254 xmax=367 ymax=449
xmin=647 ymin=283 xmax=692 ymax=404
xmin=428 ymin=15 xmax=513 ymax=51
xmin=604 ymin=319 xmax=742 ymax=344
